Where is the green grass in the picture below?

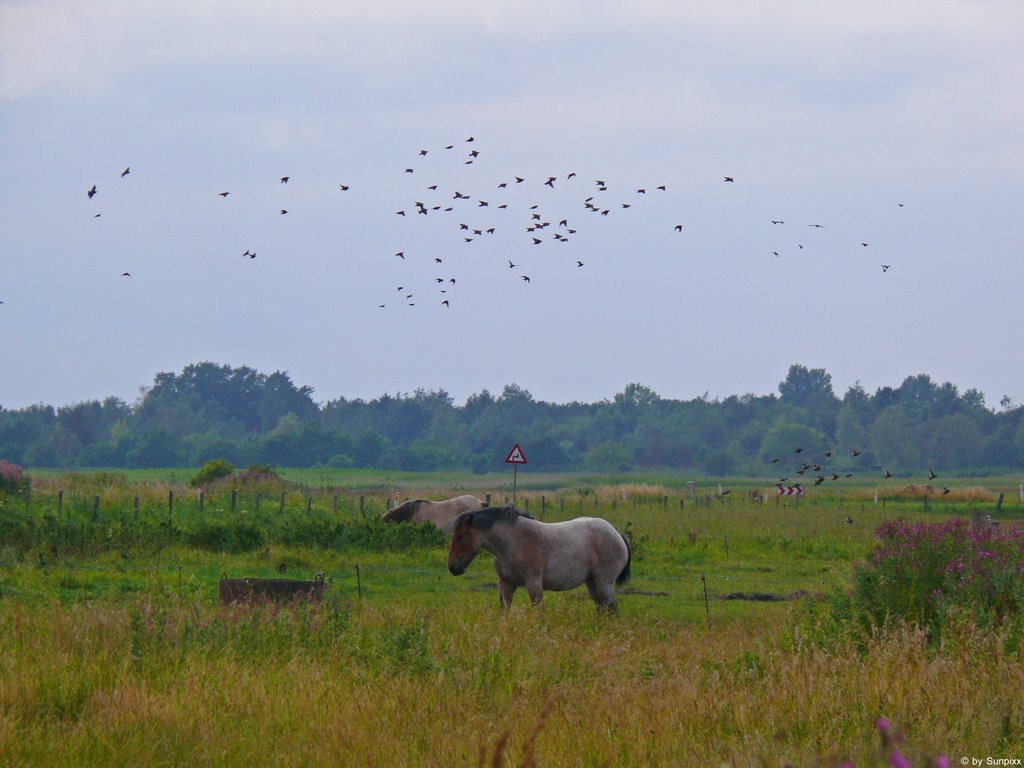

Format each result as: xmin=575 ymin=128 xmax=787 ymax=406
xmin=2 ymin=472 xmax=1023 ymax=765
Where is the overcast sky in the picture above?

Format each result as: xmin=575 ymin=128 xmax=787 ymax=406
xmin=2 ymin=1 xmax=1022 ymax=412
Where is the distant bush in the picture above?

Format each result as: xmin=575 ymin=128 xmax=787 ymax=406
xmin=190 ymin=458 xmax=235 ymax=488
xmin=848 ymin=518 xmax=1024 ymax=641
xmin=0 ymin=460 xmax=30 ymax=496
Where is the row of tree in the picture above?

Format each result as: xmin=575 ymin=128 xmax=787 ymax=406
xmin=1 ymin=362 xmax=1022 ymax=474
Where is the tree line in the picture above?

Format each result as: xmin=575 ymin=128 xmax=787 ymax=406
xmin=1 ymin=362 xmax=1022 ymax=475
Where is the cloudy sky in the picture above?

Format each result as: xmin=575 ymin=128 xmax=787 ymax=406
xmin=2 ymin=1 xmax=1022 ymax=411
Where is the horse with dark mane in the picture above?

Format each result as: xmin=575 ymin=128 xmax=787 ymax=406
xmin=447 ymin=505 xmax=631 ymax=611
xmin=382 ymin=494 xmax=487 ymax=533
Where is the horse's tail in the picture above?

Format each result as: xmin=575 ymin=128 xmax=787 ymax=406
xmin=615 ymin=532 xmax=632 ymax=585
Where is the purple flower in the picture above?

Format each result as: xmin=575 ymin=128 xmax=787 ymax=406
xmin=889 ymin=750 xmax=911 ymax=768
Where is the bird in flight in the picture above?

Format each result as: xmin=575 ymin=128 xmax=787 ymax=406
xmin=928 ymin=468 xmax=938 ymax=480
xmin=219 ymin=192 xmax=230 ymax=198
xmin=280 ymin=176 xmax=289 ymax=184
xmin=121 ymin=272 xmax=131 ymax=277
xmin=339 ymin=184 xmax=350 ymax=191
xmin=576 ymin=261 xmax=584 ymax=267
xmin=280 ymin=209 xmax=288 ymax=215
xmin=242 ymin=250 xmax=255 ymax=259
xmin=674 ymin=224 xmax=683 ymax=232
xmin=441 ymin=300 xmax=449 ymax=307
xmin=521 ymin=275 xmax=530 ymax=282
xmin=87 ymin=185 xmax=97 ymax=199
xmin=723 ymin=176 xmax=734 ymax=183
xmin=396 ymin=251 xmax=405 ymax=259
xmin=809 ymin=223 xmax=826 ymax=228
xmin=884 ymin=470 xmax=893 ymax=478
xmin=508 ymin=260 xmax=517 ymax=269
xmin=120 ymin=167 xmax=130 ymax=177
xmin=881 ymin=265 xmax=891 ymax=272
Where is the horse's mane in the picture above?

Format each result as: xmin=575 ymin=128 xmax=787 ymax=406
xmin=382 ymin=499 xmax=425 ymax=523
xmin=456 ymin=505 xmax=534 ymax=531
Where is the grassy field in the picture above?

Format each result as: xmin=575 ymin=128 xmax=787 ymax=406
xmin=2 ymin=469 xmax=1023 ymax=765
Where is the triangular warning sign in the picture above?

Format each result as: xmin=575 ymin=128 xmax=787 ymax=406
xmin=504 ymin=443 xmax=527 ymax=464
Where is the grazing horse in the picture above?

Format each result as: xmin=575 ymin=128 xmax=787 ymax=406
xmin=382 ymin=494 xmax=487 ymax=533
xmin=447 ymin=506 xmax=631 ymax=611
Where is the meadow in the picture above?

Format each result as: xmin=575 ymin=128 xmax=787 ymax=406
xmin=1 ymin=469 xmax=1023 ymax=766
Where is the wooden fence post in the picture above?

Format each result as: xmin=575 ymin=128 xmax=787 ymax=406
xmin=57 ymin=489 xmax=64 ymax=517
xmin=92 ymin=495 xmax=100 ymax=522
xmin=306 ymin=496 xmax=313 ymax=513
xmin=168 ymin=491 xmax=174 ymax=525
xmin=485 ymin=494 xmax=492 ymax=506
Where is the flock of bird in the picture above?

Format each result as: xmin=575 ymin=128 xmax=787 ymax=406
xmin=760 ymin=446 xmax=951 ymax=524
xmin=72 ymin=134 xmax=901 ymax=310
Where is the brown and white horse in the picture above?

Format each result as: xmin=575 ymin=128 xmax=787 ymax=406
xmin=382 ymin=494 xmax=487 ymax=533
xmin=447 ymin=506 xmax=631 ymax=611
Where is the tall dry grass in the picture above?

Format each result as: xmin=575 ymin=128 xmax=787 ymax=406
xmin=1 ymin=595 xmax=1020 ymax=766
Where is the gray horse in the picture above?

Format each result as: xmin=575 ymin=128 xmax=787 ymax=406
xmin=382 ymin=494 xmax=487 ymax=533
xmin=447 ymin=506 xmax=631 ymax=611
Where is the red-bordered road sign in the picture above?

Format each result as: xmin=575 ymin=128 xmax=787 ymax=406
xmin=505 ymin=443 xmax=528 ymax=464
xmin=775 ymin=485 xmax=804 ymax=496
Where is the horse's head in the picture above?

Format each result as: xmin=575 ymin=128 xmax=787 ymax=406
xmin=447 ymin=511 xmax=483 ymax=576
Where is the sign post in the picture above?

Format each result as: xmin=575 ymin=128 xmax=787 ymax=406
xmin=504 ymin=443 xmax=528 ymax=506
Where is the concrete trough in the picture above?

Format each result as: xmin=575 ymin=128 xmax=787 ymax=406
xmin=219 ymin=573 xmax=326 ymax=604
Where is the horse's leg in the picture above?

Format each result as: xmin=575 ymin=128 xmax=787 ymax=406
xmin=591 ymin=579 xmax=619 ymax=614
xmin=498 ymin=579 xmax=516 ymax=609
xmin=526 ymin=579 xmax=544 ymax=606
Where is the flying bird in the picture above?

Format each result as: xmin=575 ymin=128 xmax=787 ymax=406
xmin=881 ymin=265 xmax=891 ymax=272
xmin=521 ymin=275 xmax=530 ymax=282
xmin=280 ymin=209 xmax=288 ymax=215
xmin=242 ymin=250 xmax=255 ymax=259
xmin=674 ymin=224 xmax=683 ymax=232
xmin=219 ymin=192 xmax=230 ymax=197
xmin=339 ymin=184 xmax=349 ymax=191
xmin=120 ymin=167 xmax=130 ymax=177
xmin=121 ymin=272 xmax=131 ymax=277
xmin=441 ymin=300 xmax=449 ymax=307
xmin=928 ymin=468 xmax=938 ymax=480
xmin=280 ymin=176 xmax=289 ymax=183
xmin=884 ymin=470 xmax=893 ymax=478
xmin=576 ymin=261 xmax=584 ymax=267
xmin=532 ymin=237 xmax=542 ymax=245
xmin=508 ymin=260 xmax=517 ymax=269
xmin=723 ymin=176 xmax=734 ymax=183
xmin=87 ymin=185 xmax=97 ymax=199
